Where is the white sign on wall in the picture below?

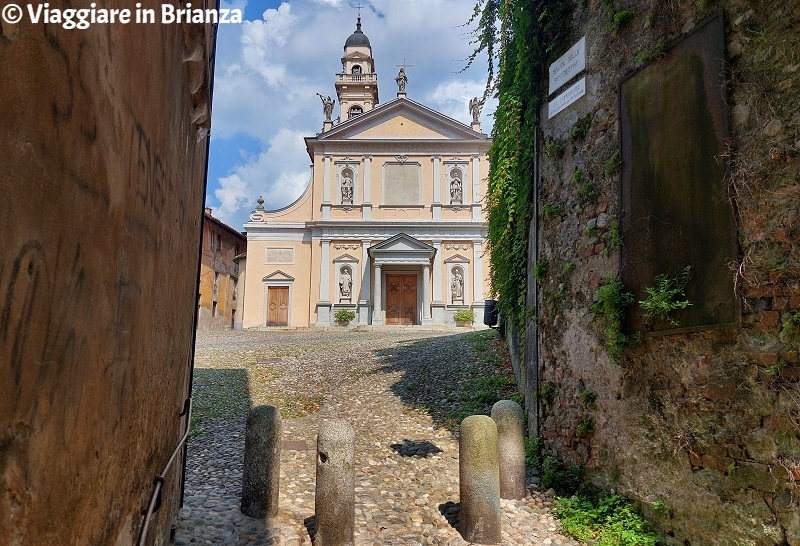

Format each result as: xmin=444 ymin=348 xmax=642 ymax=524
xmin=548 ymin=77 xmax=586 ymax=119
xmin=548 ymin=36 xmax=586 ymax=96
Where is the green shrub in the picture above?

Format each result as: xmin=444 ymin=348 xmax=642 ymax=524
xmin=544 ymin=137 xmax=565 ymax=159
xmin=453 ymin=309 xmax=475 ymax=324
xmin=607 ymin=8 xmax=635 ymax=34
xmin=604 ymin=150 xmax=621 ymax=176
xmin=779 ymin=312 xmax=800 ymax=345
xmin=609 ymin=221 xmax=623 ymax=248
xmin=639 ymin=266 xmax=692 ymax=326
xmin=540 ymin=456 xmax=584 ymax=495
xmin=569 ymin=113 xmax=593 ymax=141
xmin=577 ymin=416 xmax=595 ymax=437
xmin=540 ymin=381 xmax=558 ymax=404
xmin=333 ymin=308 xmax=356 ymax=324
xmin=580 ymin=388 xmax=598 ymax=407
xmin=554 ymin=494 xmax=659 ymax=546
xmin=525 ymin=436 xmax=543 ymax=472
xmin=534 ymin=260 xmax=550 ymax=283
xmin=543 ymin=202 xmax=565 ymax=217
xmin=591 ymin=279 xmax=637 ymax=358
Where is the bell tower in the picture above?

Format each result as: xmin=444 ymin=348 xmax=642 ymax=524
xmin=335 ymin=15 xmax=379 ymax=122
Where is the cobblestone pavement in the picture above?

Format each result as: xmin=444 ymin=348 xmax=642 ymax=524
xmin=174 ymin=329 xmax=580 ymax=546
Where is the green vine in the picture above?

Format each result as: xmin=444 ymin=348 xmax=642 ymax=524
xmin=471 ymin=0 xmax=573 ymax=336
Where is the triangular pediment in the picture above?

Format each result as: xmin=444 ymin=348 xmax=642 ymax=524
xmin=333 ymin=253 xmax=359 ymax=262
xmin=317 ymin=97 xmax=487 ymax=142
xmin=263 ymin=270 xmax=294 ymax=282
xmin=444 ymin=254 xmax=470 ymax=263
xmin=370 ymin=233 xmax=435 ymax=253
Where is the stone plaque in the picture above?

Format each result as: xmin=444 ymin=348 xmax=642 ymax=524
xmin=266 ymin=247 xmax=294 ymax=264
xmin=620 ymin=11 xmax=737 ymax=334
xmin=549 ymin=36 xmax=586 ymax=95
xmin=383 ymin=163 xmax=421 ymax=205
xmin=548 ymin=77 xmax=585 ymax=119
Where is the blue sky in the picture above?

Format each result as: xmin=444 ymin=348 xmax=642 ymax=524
xmin=206 ymin=0 xmax=495 ymax=231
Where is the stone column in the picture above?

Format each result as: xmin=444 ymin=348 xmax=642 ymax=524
xmin=318 ymin=239 xmax=332 ymax=324
xmin=431 ymin=240 xmax=444 ymax=324
xmin=459 ymin=415 xmax=501 ymax=544
xmin=372 ymin=263 xmax=382 ymax=325
xmin=315 ymin=419 xmax=355 ymax=546
xmin=471 ymin=154 xmax=481 ymax=220
xmin=362 ymin=155 xmax=372 ymax=219
xmin=241 ymin=406 xmax=281 ymax=519
xmin=472 ymin=241 xmax=485 ymax=319
xmin=358 ymin=240 xmax=371 ymax=324
xmin=323 ymin=154 xmax=332 ymax=219
xmin=422 ymin=263 xmax=432 ymax=325
xmin=432 ymin=156 xmax=442 ymax=220
xmin=491 ymin=400 xmax=527 ymax=500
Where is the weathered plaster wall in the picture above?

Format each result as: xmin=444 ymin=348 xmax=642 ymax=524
xmin=0 ymin=13 xmax=214 ymax=546
xmin=530 ymin=1 xmax=800 ymax=544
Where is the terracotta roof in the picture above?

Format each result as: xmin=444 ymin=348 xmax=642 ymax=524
xmin=204 ymin=211 xmax=246 ymax=242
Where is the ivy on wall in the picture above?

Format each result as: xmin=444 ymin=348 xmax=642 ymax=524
xmin=468 ymin=0 xmax=574 ymax=333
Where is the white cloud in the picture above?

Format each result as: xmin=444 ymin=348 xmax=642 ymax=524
xmin=425 ymin=79 xmax=496 ymax=127
xmin=212 ymin=128 xmax=312 ymax=223
xmin=215 ymin=173 xmax=250 ymax=218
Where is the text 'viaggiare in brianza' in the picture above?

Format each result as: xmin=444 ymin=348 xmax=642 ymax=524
xmin=1 ymin=3 xmax=242 ymax=29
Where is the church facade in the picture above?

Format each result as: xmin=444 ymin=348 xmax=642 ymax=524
xmin=240 ymin=18 xmax=491 ymax=328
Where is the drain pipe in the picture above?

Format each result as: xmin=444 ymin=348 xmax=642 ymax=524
xmin=531 ymin=106 xmax=542 ymax=441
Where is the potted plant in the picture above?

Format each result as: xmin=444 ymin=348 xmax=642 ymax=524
xmin=453 ymin=308 xmax=475 ymax=327
xmin=333 ymin=308 xmax=356 ymax=326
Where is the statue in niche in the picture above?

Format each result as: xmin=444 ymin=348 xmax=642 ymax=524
xmin=450 ymin=170 xmax=463 ymax=204
xmin=469 ymin=96 xmax=484 ymax=124
xmin=341 ymin=171 xmax=354 ymax=204
xmin=339 ymin=268 xmax=352 ymax=299
xmin=318 ymin=93 xmax=335 ymax=121
xmin=395 ymin=67 xmax=407 ymax=93
xmin=451 ymin=270 xmax=464 ymax=302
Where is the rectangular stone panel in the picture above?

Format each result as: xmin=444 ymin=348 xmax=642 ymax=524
xmin=266 ymin=247 xmax=294 ymax=264
xmin=383 ymin=163 xmax=421 ymax=205
xmin=620 ymin=11 xmax=738 ymax=334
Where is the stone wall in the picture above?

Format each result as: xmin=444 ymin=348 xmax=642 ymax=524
xmin=0 ymin=12 xmax=214 ymax=546
xmin=527 ymin=1 xmax=800 ymax=544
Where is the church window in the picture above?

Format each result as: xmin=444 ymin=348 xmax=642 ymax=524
xmin=348 ymin=106 xmax=363 ymax=119
xmin=352 ymin=65 xmax=362 ymax=75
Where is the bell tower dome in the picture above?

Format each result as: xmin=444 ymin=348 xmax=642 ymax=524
xmin=335 ymin=15 xmax=379 ymax=121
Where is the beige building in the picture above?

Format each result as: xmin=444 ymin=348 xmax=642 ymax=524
xmin=198 ymin=208 xmax=246 ymax=330
xmin=241 ymin=17 xmax=491 ymax=328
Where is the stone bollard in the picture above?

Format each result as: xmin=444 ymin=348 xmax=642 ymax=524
xmin=491 ymin=400 xmax=527 ymax=500
xmin=314 ymin=419 xmax=355 ymax=546
xmin=459 ymin=415 xmax=501 ymax=545
xmin=241 ymin=405 xmax=281 ymax=519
